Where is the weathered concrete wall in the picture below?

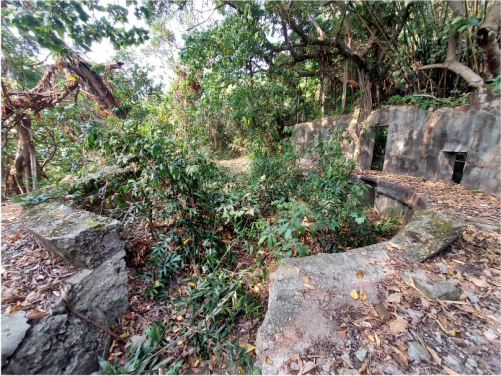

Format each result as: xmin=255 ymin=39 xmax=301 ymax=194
xmin=293 ymin=105 xmax=501 ymax=196
xmin=352 ymin=174 xmax=428 ymax=224
xmin=2 ymin=201 xmax=127 ymax=375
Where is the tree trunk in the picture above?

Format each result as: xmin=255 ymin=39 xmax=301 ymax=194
xmin=358 ymin=67 xmax=372 ymax=114
xmin=476 ymin=1 xmax=501 ymax=78
xmin=342 ymin=59 xmax=348 ymax=110
xmin=342 ymin=23 xmax=352 ymax=111
xmin=419 ymin=0 xmax=484 ymax=88
xmin=14 ymin=116 xmax=41 ymax=194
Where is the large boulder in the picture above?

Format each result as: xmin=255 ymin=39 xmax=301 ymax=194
xmin=2 ymin=200 xmax=127 ymax=375
xmin=20 ymin=201 xmax=124 ymax=269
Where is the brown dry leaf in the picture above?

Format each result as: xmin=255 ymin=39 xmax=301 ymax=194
xmin=6 ymin=306 xmax=13 ymax=315
xmin=374 ymin=332 xmax=381 ymax=346
xmin=266 ymin=357 xmax=273 ymax=365
xmin=360 ymin=285 xmax=367 ymax=301
xmin=338 ymin=329 xmax=349 ymax=338
xmin=386 ymin=286 xmax=401 ymax=292
xmin=442 ymin=366 xmax=459 ymax=375
xmin=350 ymin=289 xmax=359 ymax=300
xmin=438 ymin=315 xmax=449 ymax=329
xmin=389 ymin=319 xmax=408 ymax=334
xmin=304 ymin=283 xmax=315 ymax=290
xmin=358 ymin=363 xmax=368 ymax=373
xmin=426 ymin=346 xmax=442 ymax=366
xmin=173 ymin=325 xmax=181 ymax=333
xmin=338 ymin=368 xmax=360 ymax=375
xmin=391 ymin=346 xmax=408 ymax=367
xmin=294 ymin=267 xmax=301 ymax=274
xmin=421 ymin=297 xmax=430 ymax=309
xmin=26 ymin=310 xmax=48 ymax=320
xmin=386 ymin=242 xmax=404 ymax=251
xmin=470 ymin=277 xmax=487 ymax=288
xmin=302 ymin=276 xmax=310 ymax=284
xmin=386 ymin=293 xmax=402 ymax=304
xmin=356 ymin=270 xmax=365 ymax=279
xmin=359 ymin=321 xmax=372 ymax=328
xmin=300 ymin=361 xmax=316 ymax=375
xmin=12 ymin=304 xmax=22 ymax=311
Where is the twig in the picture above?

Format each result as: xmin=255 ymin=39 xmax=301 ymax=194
xmin=60 ymin=286 xmax=125 ymax=342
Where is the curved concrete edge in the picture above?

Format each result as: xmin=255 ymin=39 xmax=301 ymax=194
xmin=351 ymin=174 xmax=428 ymax=224
xmin=255 ymin=209 xmax=466 ymax=374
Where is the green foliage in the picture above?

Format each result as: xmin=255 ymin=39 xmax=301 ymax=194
xmin=386 ymin=93 xmax=470 ymax=109
xmin=487 ymin=74 xmax=501 ymax=94
xmin=92 ymin=321 xmax=182 ymax=375
xmin=2 ymin=1 xmax=150 ymax=54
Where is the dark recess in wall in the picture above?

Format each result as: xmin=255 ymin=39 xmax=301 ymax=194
xmin=371 ymin=125 xmax=389 ymax=171
xmin=452 ymin=152 xmax=467 ymax=184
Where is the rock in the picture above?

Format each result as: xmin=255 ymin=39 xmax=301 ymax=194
xmin=3 ymin=201 xmax=128 ymax=375
xmin=435 ymin=263 xmax=448 ymax=274
xmin=375 ymin=303 xmax=391 ymax=322
xmin=464 ymin=290 xmax=479 ymax=304
xmin=444 ymin=354 xmax=461 ymax=371
xmin=483 ymin=329 xmax=498 ymax=341
xmin=355 ymin=349 xmax=367 ymax=363
xmin=391 ymin=210 xmax=466 ymax=262
xmin=406 ymin=341 xmax=432 ymax=363
xmin=290 ymin=362 xmax=299 ymax=371
xmin=21 ymin=201 xmax=124 ymax=269
xmin=467 ymin=358 xmax=478 ymax=368
xmin=1 ymin=311 xmax=30 ymax=366
xmin=406 ymin=269 xmax=462 ymax=301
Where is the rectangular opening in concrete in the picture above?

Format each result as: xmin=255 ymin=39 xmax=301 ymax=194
xmin=371 ymin=125 xmax=389 ymax=171
xmin=442 ymin=151 xmax=467 ymax=184
xmin=452 ymin=152 xmax=467 ymax=184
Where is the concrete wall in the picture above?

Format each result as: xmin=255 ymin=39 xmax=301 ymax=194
xmin=293 ymin=105 xmax=501 ymax=196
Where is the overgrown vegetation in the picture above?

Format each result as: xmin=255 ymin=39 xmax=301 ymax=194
xmin=2 ymin=0 xmax=499 ymax=373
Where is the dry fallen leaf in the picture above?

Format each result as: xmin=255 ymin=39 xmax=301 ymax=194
xmin=386 ymin=293 xmax=402 ymax=304
xmin=389 ymin=319 xmax=408 ymax=334
xmin=356 ymin=270 xmax=365 ymax=279
xmin=304 ymin=283 xmax=315 ymax=290
xmin=470 ymin=277 xmax=487 ymax=288
xmin=426 ymin=345 xmax=442 ymax=366
xmin=266 ymin=357 xmax=273 ymax=365
xmin=173 ymin=325 xmax=181 ymax=333
xmin=238 ymin=366 xmax=244 ymax=374
xmin=299 ymin=361 xmax=316 ymax=375
xmin=188 ymin=282 xmax=196 ymax=287
xmin=350 ymin=289 xmax=359 ymax=300
xmin=338 ymin=329 xmax=349 ymax=338
xmin=302 ymin=276 xmax=310 ymax=284
xmin=386 ymin=242 xmax=405 ymax=251
xmin=26 ymin=310 xmax=48 ymax=320
xmin=294 ymin=267 xmax=301 ymax=273
xmin=442 ymin=366 xmax=459 ymax=375
xmin=391 ymin=346 xmax=408 ymax=367
xmin=360 ymin=284 xmax=367 ymax=301
xmin=358 ymin=363 xmax=367 ymax=373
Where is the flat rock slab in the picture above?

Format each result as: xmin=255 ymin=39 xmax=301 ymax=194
xmin=21 ymin=200 xmax=124 ymax=269
xmin=1 ymin=311 xmax=30 ymax=366
xmin=391 ymin=210 xmax=466 ymax=262
xmin=255 ymin=210 xmax=465 ymax=374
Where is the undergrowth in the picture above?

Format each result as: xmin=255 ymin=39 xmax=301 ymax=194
xmin=18 ymin=121 xmax=398 ymax=375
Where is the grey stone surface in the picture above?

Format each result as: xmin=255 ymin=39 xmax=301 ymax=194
xmin=406 ymin=340 xmax=432 ymax=363
xmin=355 ymin=349 xmax=367 ymax=363
xmin=255 ymin=209 xmax=467 ymax=374
xmin=3 ymin=201 xmax=128 ymax=375
xmin=293 ymin=105 xmax=501 ymax=196
xmin=21 ymin=200 xmax=124 ymax=269
xmin=406 ymin=269 xmax=462 ymax=301
xmin=1 ymin=311 xmax=30 ymax=366
xmin=391 ymin=210 xmax=466 ymax=262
